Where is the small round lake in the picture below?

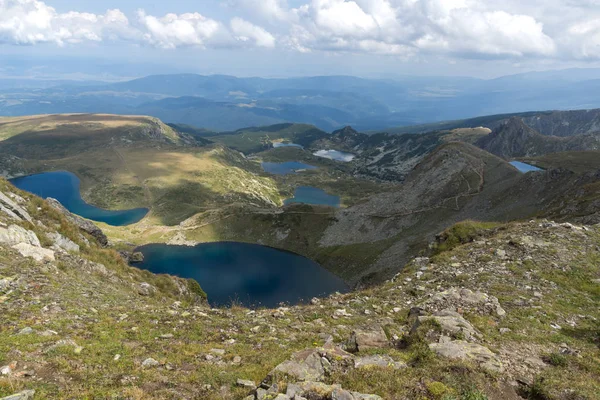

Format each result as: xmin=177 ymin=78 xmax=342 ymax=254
xmin=134 ymin=242 xmax=349 ymax=307
xmin=9 ymin=171 xmax=148 ymax=226
xmin=262 ymin=161 xmax=318 ymax=175
xmin=509 ymin=161 xmax=543 ymax=173
xmin=314 ymin=149 xmax=355 ymax=162
xmin=285 ymin=186 xmax=340 ymax=207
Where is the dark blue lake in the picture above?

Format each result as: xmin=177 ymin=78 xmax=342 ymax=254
xmin=262 ymin=161 xmax=318 ymax=175
xmin=134 ymin=242 xmax=349 ymax=307
xmin=313 ymin=149 xmax=355 ymax=162
xmin=9 ymin=171 xmax=148 ymax=226
xmin=284 ymin=186 xmax=340 ymax=207
xmin=510 ymin=161 xmax=543 ymax=173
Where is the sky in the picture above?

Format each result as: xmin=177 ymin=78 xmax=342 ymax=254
xmin=2 ymin=0 xmax=600 ymax=80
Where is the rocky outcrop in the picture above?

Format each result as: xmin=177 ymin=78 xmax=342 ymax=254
xmin=345 ymin=326 xmax=389 ymax=353
xmin=414 ymin=309 xmax=481 ymax=342
xmin=0 ymin=190 xmax=33 ymax=223
xmin=12 ymin=243 xmax=55 ymax=262
xmin=429 ymin=340 xmax=504 ymax=373
xmin=0 ymin=225 xmax=40 ymax=247
xmin=0 ymin=225 xmax=55 ymax=262
xmin=48 ymin=232 xmax=80 ymax=253
xmin=46 ymin=198 xmax=108 ymax=247
xmin=422 ymin=287 xmax=506 ymax=318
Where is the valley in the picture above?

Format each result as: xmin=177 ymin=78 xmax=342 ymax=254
xmin=3 ymin=111 xmax=600 ymax=287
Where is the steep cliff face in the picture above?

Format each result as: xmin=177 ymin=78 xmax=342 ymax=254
xmin=520 ymin=109 xmax=600 ymax=137
xmin=477 ymin=117 xmax=600 ymax=159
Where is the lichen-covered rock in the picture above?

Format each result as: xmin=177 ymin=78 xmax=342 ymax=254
xmin=353 ymin=354 xmax=406 ymax=370
xmin=423 ymin=287 xmax=506 ymax=317
xmin=138 ymin=282 xmax=156 ymax=296
xmin=0 ymin=225 xmax=40 ymax=247
xmin=414 ymin=309 xmax=481 ymax=342
xmin=12 ymin=243 xmax=55 ymax=262
xmin=429 ymin=340 xmax=503 ymax=372
xmin=346 ymin=325 xmax=389 ymax=353
xmin=48 ymin=232 xmax=80 ymax=253
xmin=0 ymin=190 xmax=33 ymax=223
xmin=270 ymin=349 xmax=326 ymax=382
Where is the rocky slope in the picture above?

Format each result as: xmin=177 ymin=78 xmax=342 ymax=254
xmin=0 ymin=178 xmax=599 ymax=399
xmin=476 ymin=118 xmax=600 ymax=159
xmin=518 ymin=109 xmax=600 ymax=137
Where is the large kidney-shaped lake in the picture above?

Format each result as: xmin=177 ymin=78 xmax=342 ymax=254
xmin=10 ymin=171 xmax=148 ymax=226
xmin=134 ymin=242 xmax=349 ymax=308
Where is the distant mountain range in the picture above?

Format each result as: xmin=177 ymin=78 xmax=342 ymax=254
xmin=3 ymin=69 xmax=600 ymax=131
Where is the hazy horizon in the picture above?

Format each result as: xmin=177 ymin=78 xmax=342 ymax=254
xmin=3 ymin=0 xmax=600 ymax=81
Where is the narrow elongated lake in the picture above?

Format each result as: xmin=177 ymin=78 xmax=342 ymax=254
xmin=284 ymin=186 xmax=340 ymax=207
xmin=262 ymin=161 xmax=318 ymax=175
xmin=134 ymin=242 xmax=349 ymax=307
xmin=510 ymin=161 xmax=543 ymax=173
xmin=9 ymin=171 xmax=148 ymax=226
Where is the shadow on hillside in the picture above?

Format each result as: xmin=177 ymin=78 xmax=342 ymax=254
xmin=560 ymin=326 xmax=600 ymax=348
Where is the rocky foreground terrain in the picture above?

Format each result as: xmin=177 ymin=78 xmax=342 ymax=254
xmin=0 ymin=176 xmax=599 ymax=400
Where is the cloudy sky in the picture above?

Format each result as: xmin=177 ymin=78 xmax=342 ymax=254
xmin=2 ymin=0 xmax=600 ymax=79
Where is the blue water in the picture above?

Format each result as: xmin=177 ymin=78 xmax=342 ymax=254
xmin=134 ymin=242 xmax=349 ymax=307
xmin=284 ymin=186 xmax=340 ymax=207
xmin=510 ymin=161 xmax=543 ymax=173
xmin=9 ymin=171 xmax=148 ymax=226
xmin=262 ymin=161 xmax=318 ymax=175
xmin=273 ymin=142 xmax=303 ymax=149
xmin=314 ymin=149 xmax=355 ymax=162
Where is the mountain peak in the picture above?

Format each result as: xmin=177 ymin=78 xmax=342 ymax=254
xmin=332 ymin=126 xmax=359 ymax=137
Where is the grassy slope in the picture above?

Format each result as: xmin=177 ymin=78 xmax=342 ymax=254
xmin=208 ymin=123 xmax=322 ymax=153
xmin=1 ymin=183 xmax=598 ymax=399
xmin=521 ymin=151 xmax=600 ymax=173
xmin=0 ymin=115 xmax=285 ymax=225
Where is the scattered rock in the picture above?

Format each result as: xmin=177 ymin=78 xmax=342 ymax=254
xmin=130 ymin=251 xmax=144 ymax=263
xmin=346 ymin=326 xmax=389 ymax=352
xmin=0 ymin=390 xmax=36 ymax=400
xmin=423 ymin=288 xmax=506 ymax=317
xmin=0 ymin=190 xmax=33 ymax=222
xmin=48 ymin=232 xmax=80 ymax=253
xmin=142 ymin=358 xmax=160 ymax=368
xmin=353 ymin=355 xmax=406 ymax=370
xmin=429 ymin=340 xmax=503 ymax=372
xmin=0 ymin=225 xmax=41 ymax=247
xmin=137 ymin=282 xmax=156 ymax=296
xmin=0 ymin=364 xmax=12 ymax=375
xmin=333 ymin=309 xmax=352 ymax=318
xmin=17 ymin=327 xmax=33 ymax=335
xmin=236 ymin=379 xmax=257 ymax=391
xmin=12 ymin=243 xmax=55 ymax=262
xmin=270 ymin=349 xmax=327 ymax=382
xmin=415 ymin=309 xmax=480 ymax=342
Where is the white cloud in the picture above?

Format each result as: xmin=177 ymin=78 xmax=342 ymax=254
xmin=0 ymin=0 xmax=133 ymax=45
xmin=230 ymin=17 xmax=276 ymax=47
xmin=136 ymin=10 xmax=225 ymax=49
xmin=2 ymin=0 xmax=600 ymax=61
xmin=283 ymin=0 xmax=556 ymax=58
